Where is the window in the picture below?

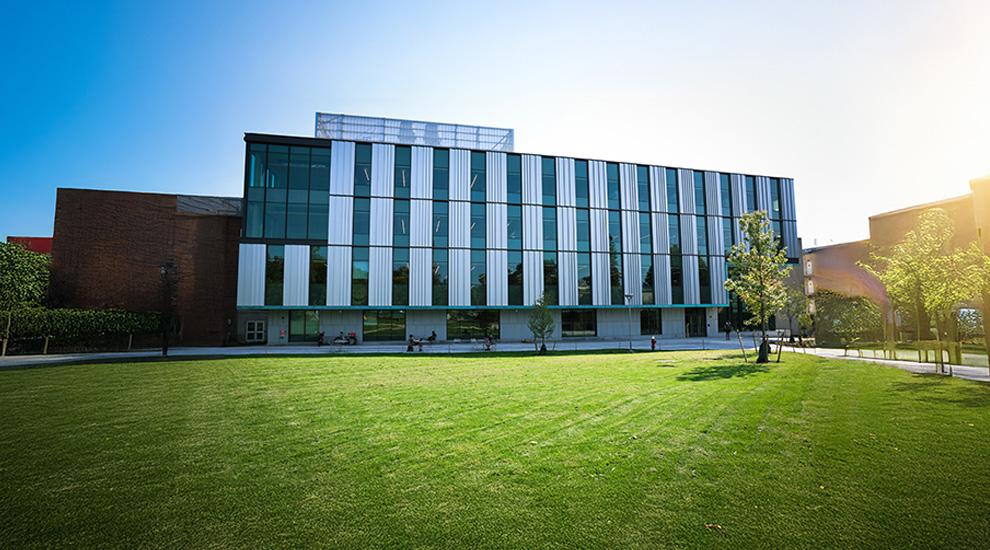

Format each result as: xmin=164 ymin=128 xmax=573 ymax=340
xmin=697 ymin=217 xmax=709 ymax=256
xmin=575 ymin=160 xmax=590 ymax=208
xmin=507 ymin=205 xmax=522 ymax=250
xmin=606 ymin=163 xmax=620 ymax=210
xmin=693 ymin=171 xmax=706 ymax=216
xmin=719 ymin=173 xmax=731 ymax=217
xmin=308 ymin=148 xmax=330 ymax=240
xmin=637 ymin=165 xmax=651 ymax=212
xmin=562 ymin=310 xmax=596 ymax=337
xmin=640 ymin=310 xmax=662 ymax=336
xmin=432 ymin=249 xmax=448 ymax=306
xmin=265 ymin=245 xmax=284 ymax=306
xmin=354 ymin=143 xmax=372 ymax=198
xmin=287 ymin=146 xmax=310 ymax=239
xmin=507 ymin=154 xmax=522 ymax=204
xmin=433 ymin=149 xmax=449 ymax=200
xmin=641 ymin=254 xmax=655 ymax=305
xmin=309 ymin=246 xmax=327 ymax=306
xmin=393 ymin=248 xmax=409 ymax=306
xmin=576 ymin=209 xmax=591 ymax=252
xmin=393 ymin=199 xmax=410 ymax=247
xmin=699 ymin=256 xmax=711 ymax=304
xmin=508 ymin=250 xmax=523 ymax=305
xmin=541 ymin=157 xmax=556 ymax=206
xmin=433 ymin=201 xmax=448 ymax=247
xmin=745 ymin=175 xmax=757 ymax=212
xmin=769 ymin=178 xmax=781 ymax=220
xmin=363 ymin=310 xmax=405 ymax=341
xmin=543 ymin=207 xmax=557 ymax=251
xmin=394 ymin=146 xmax=411 ymax=199
xmin=577 ymin=253 xmax=592 ymax=305
xmin=471 ymin=249 xmax=486 ymax=306
xmin=609 ymin=250 xmax=624 ymax=305
xmin=668 ymin=216 xmax=681 ymax=255
xmin=353 ymin=198 xmax=371 ymax=246
xmin=289 ymin=311 xmax=320 ymax=342
xmin=722 ymin=218 xmax=735 ymax=253
xmin=639 ymin=212 xmax=652 ymax=254
xmin=470 ymin=151 xmax=486 ymax=203
xmin=607 ymin=210 xmax=622 ymax=253
xmin=447 ymin=310 xmax=499 ymax=340
xmin=470 ymin=203 xmax=486 ymax=248
xmin=245 ymin=319 xmax=266 ymax=343
xmin=264 ymin=145 xmax=288 ymax=238
xmin=352 ymin=247 xmax=369 ymax=306
xmin=246 ymin=144 xmax=266 ymax=238
xmin=670 ymin=254 xmax=683 ymax=304
xmin=543 ymin=252 xmax=558 ymax=305
xmin=665 ymin=168 xmax=679 ymax=214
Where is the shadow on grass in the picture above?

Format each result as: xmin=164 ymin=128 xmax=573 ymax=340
xmin=676 ymin=362 xmax=770 ymax=382
xmin=889 ymin=375 xmax=990 ymax=408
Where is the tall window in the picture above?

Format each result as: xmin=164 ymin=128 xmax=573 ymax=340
xmin=507 ymin=154 xmax=522 ymax=204
xmin=606 ymin=163 xmax=620 ymax=210
xmin=693 ymin=171 xmax=706 ymax=215
xmin=722 ymin=218 xmax=735 ymax=253
xmin=353 ymin=198 xmax=371 ymax=246
xmin=352 ymin=247 xmax=369 ymax=306
xmin=470 ymin=203 xmax=486 ymax=249
xmin=354 ymin=144 xmax=372 ymax=198
xmin=670 ymin=254 xmax=683 ymax=305
xmin=393 ymin=248 xmax=409 ymax=306
xmin=470 ymin=250 xmax=486 ymax=306
xmin=543 ymin=207 xmax=557 ymax=251
xmin=576 ymin=209 xmax=591 ymax=252
xmin=508 ymin=250 xmax=523 ymax=305
xmin=433 ymin=149 xmax=449 ymax=200
xmin=665 ymin=168 xmax=679 ymax=214
xmin=699 ymin=257 xmax=711 ymax=304
xmin=745 ymin=175 xmax=757 ymax=212
xmin=309 ymin=245 xmax=327 ymax=306
xmin=639 ymin=213 xmax=651 ymax=254
xmin=668 ymin=216 xmax=681 ymax=255
xmin=719 ymin=173 xmax=731 ymax=217
xmin=433 ymin=201 xmax=448 ymax=247
xmin=470 ymin=151 xmax=486 ymax=203
xmin=286 ymin=146 xmax=310 ymax=239
xmin=577 ymin=253 xmax=593 ymax=305
xmin=696 ymin=217 xmax=709 ymax=256
xmin=432 ymin=249 xmax=448 ymax=306
xmin=393 ymin=199 xmax=410 ymax=247
xmin=308 ymin=148 xmax=330 ymax=240
xmin=637 ymin=165 xmax=650 ymax=212
xmin=541 ymin=157 xmax=556 ymax=206
xmin=394 ymin=146 xmax=411 ymax=199
xmin=246 ymin=144 xmax=266 ymax=238
xmin=575 ymin=160 xmax=590 ymax=208
xmin=264 ymin=146 xmax=288 ymax=238
xmin=543 ymin=251 xmax=558 ymax=305
xmin=265 ymin=245 xmax=284 ymax=306
xmin=507 ymin=205 xmax=522 ymax=250
xmin=641 ymin=254 xmax=655 ymax=305
xmin=607 ymin=210 xmax=623 ymax=305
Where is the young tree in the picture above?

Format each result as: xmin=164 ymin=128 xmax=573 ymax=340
xmin=724 ymin=211 xmax=792 ymax=363
xmin=814 ymin=290 xmax=882 ymax=353
xmin=782 ymin=287 xmax=811 ymax=342
xmin=528 ymin=293 xmax=555 ymax=354
xmin=0 ymin=242 xmax=50 ymax=356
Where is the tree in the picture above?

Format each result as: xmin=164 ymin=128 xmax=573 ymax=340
xmin=724 ymin=211 xmax=792 ymax=363
xmin=813 ymin=290 xmax=882 ymax=353
xmin=782 ymin=287 xmax=812 ymax=342
xmin=528 ymin=293 xmax=554 ymax=354
xmin=0 ymin=242 xmax=50 ymax=356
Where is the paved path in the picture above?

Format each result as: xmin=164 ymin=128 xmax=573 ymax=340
xmin=0 ymin=337 xmax=740 ymax=368
xmin=788 ymin=345 xmax=990 ymax=383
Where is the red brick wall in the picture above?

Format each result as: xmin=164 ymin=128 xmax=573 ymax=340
xmin=50 ymin=189 xmax=240 ymax=346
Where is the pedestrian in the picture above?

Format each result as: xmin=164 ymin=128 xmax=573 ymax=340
xmin=650 ymin=335 xmax=656 ymax=351
xmin=723 ymin=321 xmax=732 ymax=340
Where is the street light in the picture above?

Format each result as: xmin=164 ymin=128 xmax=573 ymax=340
xmin=624 ymin=293 xmax=634 ymax=351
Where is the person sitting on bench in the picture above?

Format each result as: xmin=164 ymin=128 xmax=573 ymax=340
xmin=427 ymin=330 xmax=437 ymax=343
xmin=407 ymin=334 xmax=423 ymax=352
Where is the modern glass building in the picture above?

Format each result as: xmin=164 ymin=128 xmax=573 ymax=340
xmin=236 ymin=114 xmax=799 ymax=344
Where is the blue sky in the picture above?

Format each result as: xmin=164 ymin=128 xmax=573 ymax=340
xmin=2 ymin=0 xmax=989 ymax=245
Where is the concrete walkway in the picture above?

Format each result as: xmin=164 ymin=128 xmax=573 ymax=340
xmin=787 ymin=344 xmax=990 ymax=383
xmin=0 ymin=337 xmax=740 ymax=368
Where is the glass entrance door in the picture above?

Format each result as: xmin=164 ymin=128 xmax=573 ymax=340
xmin=685 ymin=308 xmax=707 ymax=338
xmin=289 ymin=311 xmax=320 ymax=342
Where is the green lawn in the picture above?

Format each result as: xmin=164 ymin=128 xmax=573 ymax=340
xmin=2 ymin=351 xmax=990 ymax=548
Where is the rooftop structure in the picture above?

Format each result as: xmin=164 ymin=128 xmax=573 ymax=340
xmin=314 ymin=113 xmax=514 ymax=152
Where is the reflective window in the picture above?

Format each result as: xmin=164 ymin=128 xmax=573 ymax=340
xmin=693 ymin=171 xmax=706 ymax=216
xmin=507 ymin=154 xmax=522 ymax=204
xmin=697 ymin=217 xmax=709 ymax=256
xmin=507 ymin=205 xmax=522 ymax=250
xmin=543 ymin=207 xmax=557 ymax=251
xmin=394 ymin=146 xmax=411 ymax=199
xmin=264 ymin=146 xmax=288 ymax=238
xmin=665 ymin=168 xmax=679 ymax=214
xmin=432 ymin=249 xmax=448 ymax=306
xmin=470 ymin=203 xmax=486 ymax=248
xmin=543 ymin=251 xmax=558 ymax=305
xmin=577 ymin=253 xmax=592 ymax=305
xmin=265 ymin=245 xmax=284 ymax=306
xmin=309 ymin=245 xmax=327 ymax=306
xmin=769 ymin=178 xmax=781 ymax=220
xmin=433 ymin=149 xmax=449 ymax=200
xmin=576 ymin=209 xmax=591 ymax=252
xmin=470 ymin=151 xmax=486 ymax=202
xmin=637 ymin=165 xmax=650 ymax=212
xmin=640 ymin=309 xmax=663 ymax=336
xmin=745 ymin=175 xmax=757 ymax=212
xmin=606 ymin=163 xmax=620 ymax=210
xmin=722 ymin=218 xmax=735 ymax=253
xmin=432 ymin=201 xmax=448 ymax=248
xmin=353 ymin=198 xmax=371 ymax=246
xmin=609 ymin=250 xmax=624 ymax=305
xmin=351 ymin=246 xmax=369 ymax=306
xmin=289 ymin=311 xmax=320 ymax=342
xmin=719 ymin=173 xmax=731 ymax=217
xmin=308 ymin=148 xmax=330 ymax=240
xmin=699 ymin=256 xmax=711 ymax=304
xmin=562 ymin=310 xmax=596 ymax=337
xmin=363 ymin=310 xmax=405 ymax=341
xmin=670 ymin=254 xmax=683 ymax=304
xmin=668 ymin=216 xmax=681 ymax=255
xmin=447 ymin=310 xmax=498 ymax=340
xmin=393 ymin=247 xmax=409 ymax=306
xmin=541 ymin=157 xmax=556 ymax=206
xmin=641 ymin=254 xmax=654 ymax=305
xmin=607 ymin=210 xmax=622 ymax=253
xmin=575 ymin=160 xmax=590 ymax=208
xmin=508 ymin=250 xmax=523 ymax=305
xmin=470 ymin=249 xmax=486 ymax=306
xmin=354 ymin=143 xmax=372 ymax=198
xmin=393 ymin=199 xmax=410 ymax=248
xmin=246 ymin=144 xmax=266 ymax=238
xmin=639 ymin=212 xmax=652 ymax=254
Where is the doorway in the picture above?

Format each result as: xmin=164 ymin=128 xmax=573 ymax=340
xmin=685 ymin=308 xmax=707 ymax=338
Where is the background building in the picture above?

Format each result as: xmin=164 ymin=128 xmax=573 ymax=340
xmin=236 ymin=114 xmax=800 ymax=344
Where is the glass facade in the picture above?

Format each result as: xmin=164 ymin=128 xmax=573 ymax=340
xmin=265 ymin=245 xmax=284 ymax=306
xmin=363 ymin=310 xmax=406 ymax=341
xmin=562 ymin=310 xmax=596 ymax=337
xmin=309 ymin=245 xmax=327 ymax=306
xmin=246 ymin=143 xmax=329 ymax=241
xmin=447 ymin=310 xmax=499 ymax=340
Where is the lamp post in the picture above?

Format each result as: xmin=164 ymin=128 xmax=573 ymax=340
xmin=624 ymin=293 xmax=634 ymax=351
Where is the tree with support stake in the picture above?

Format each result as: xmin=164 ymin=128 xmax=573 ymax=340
xmin=723 ymin=211 xmax=792 ymax=364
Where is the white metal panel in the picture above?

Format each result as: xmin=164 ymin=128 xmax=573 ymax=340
xmin=448 ymin=248 xmax=471 ymax=306
xmin=757 ymin=176 xmax=772 ymax=214
xmin=557 ymin=206 xmax=577 ymax=252
xmin=588 ymin=160 xmax=609 ymax=210
xmin=652 ymin=212 xmax=670 ymax=255
xmin=522 ymin=204 xmax=543 ymax=251
xmin=784 ymin=220 xmax=800 ymax=258
xmin=782 ymin=178 xmax=797 ymax=220
xmin=523 ymin=250 xmax=544 ymax=305
xmin=619 ymin=163 xmax=638 ymax=211
xmin=409 ymin=247 xmax=432 ymax=306
xmin=590 ymin=208 xmax=609 ymax=253
xmin=649 ymin=166 xmax=667 ymax=213
xmin=730 ymin=174 xmax=746 ymax=217
xmin=448 ymin=201 xmax=470 ymax=249
xmin=709 ymin=255 xmax=728 ymax=305
xmin=678 ymin=169 xmax=695 ymax=215
xmin=622 ymin=252 xmax=641 ymax=305
xmin=486 ymin=152 xmax=507 ymax=204
xmin=654 ymin=253 xmax=672 ymax=305
xmin=329 ymin=141 xmax=355 ymax=196
xmin=487 ymin=202 xmax=507 ymax=250
xmin=705 ymin=172 xmax=721 ymax=217
xmin=410 ymin=146 xmax=433 ymax=200
xmin=683 ymin=254 xmax=700 ymax=304
xmin=327 ymin=195 xmax=353 ymax=246
xmin=369 ymin=197 xmax=393 ymax=247
xmin=410 ymin=199 xmax=432 ymax=247
xmin=591 ymin=252 xmax=610 ymax=305
xmin=558 ymin=251 xmax=578 ymax=306
xmin=368 ymin=246 xmax=392 ymax=306
xmin=555 ymin=158 xmax=576 ymax=207
xmin=282 ymin=245 xmax=310 ymax=306
xmin=449 ymin=149 xmax=471 ymax=202
xmin=487 ymin=249 xmax=508 ymax=306
xmin=680 ymin=213 xmax=698 ymax=255
xmin=370 ymin=143 xmax=395 ymax=198
xmin=521 ymin=154 xmax=541 ymax=205
xmin=327 ymin=246 xmax=352 ymax=306
xmin=236 ymin=243 xmax=266 ymax=307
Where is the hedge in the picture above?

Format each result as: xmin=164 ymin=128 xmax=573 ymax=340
xmin=3 ymin=308 xmax=161 ymax=341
